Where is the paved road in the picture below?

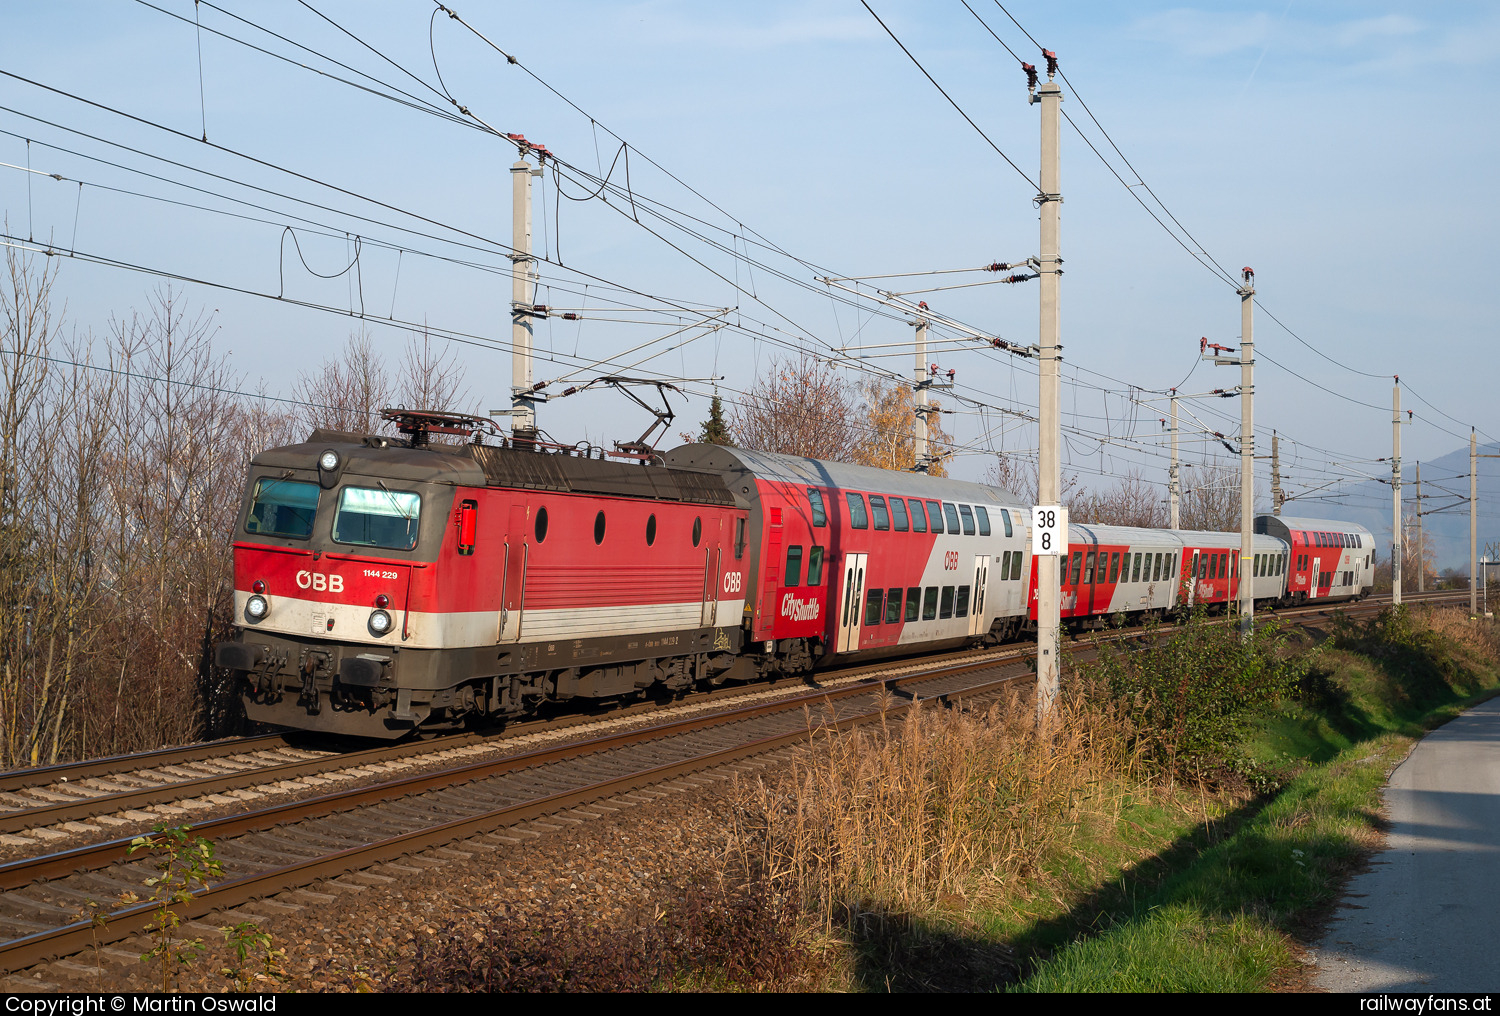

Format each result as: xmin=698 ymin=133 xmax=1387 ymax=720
xmin=1315 ymin=697 xmax=1500 ymax=992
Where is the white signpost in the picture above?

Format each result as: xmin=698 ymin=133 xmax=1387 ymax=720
xmin=1032 ymin=506 xmax=1067 ymax=557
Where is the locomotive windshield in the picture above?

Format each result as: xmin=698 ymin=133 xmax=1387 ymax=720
xmin=244 ymin=478 xmax=319 ymax=540
xmin=333 ymin=486 xmax=422 ymax=550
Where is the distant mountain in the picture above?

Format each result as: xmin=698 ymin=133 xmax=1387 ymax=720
xmin=1276 ymin=439 xmax=1500 ymax=573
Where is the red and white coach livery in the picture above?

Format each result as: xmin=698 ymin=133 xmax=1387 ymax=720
xmin=216 ymin=412 xmax=1375 ymax=739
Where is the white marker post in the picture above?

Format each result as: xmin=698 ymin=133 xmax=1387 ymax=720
xmin=1032 ymin=505 xmax=1067 ymax=559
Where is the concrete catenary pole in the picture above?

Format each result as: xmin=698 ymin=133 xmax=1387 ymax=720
xmin=1238 ymin=269 xmax=1255 ymax=637
xmin=1392 ymin=379 xmax=1402 ymax=605
xmin=1033 ymin=59 xmax=1063 ymax=725
xmin=1416 ymin=461 xmax=1424 ymax=593
xmin=1271 ymin=431 xmax=1283 ymax=515
xmin=511 ymin=156 xmax=539 ymax=445
xmin=1473 ymin=429 xmax=1479 ymax=616
xmin=913 ymin=316 xmax=929 ymax=471
xmin=1169 ymin=390 xmax=1180 ymax=529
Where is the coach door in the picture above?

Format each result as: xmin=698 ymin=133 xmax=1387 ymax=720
xmin=1308 ymin=554 xmax=1321 ymax=599
xmin=837 ymin=553 xmax=868 ymax=653
xmin=498 ymin=504 xmax=529 ymax=642
xmin=1186 ymin=550 xmax=1200 ymax=608
xmin=968 ymin=555 xmax=989 ymax=637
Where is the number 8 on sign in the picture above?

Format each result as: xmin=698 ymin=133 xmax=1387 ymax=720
xmin=1032 ymin=505 xmax=1066 ymax=557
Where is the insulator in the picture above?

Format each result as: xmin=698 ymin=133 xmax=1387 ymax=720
xmin=1043 ymin=50 xmax=1058 ymax=76
xmin=1022 ymin=62 xmax=1038 ymax=89
xmin=561 ymin=312 xmax=580 ymax=321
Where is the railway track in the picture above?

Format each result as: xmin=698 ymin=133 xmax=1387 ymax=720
xmin=0 ymin=588 xmax=1469 ymax=978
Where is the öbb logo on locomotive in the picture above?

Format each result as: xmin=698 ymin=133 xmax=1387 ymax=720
xmin=215 ymin=414 xmax=1374 ymax=740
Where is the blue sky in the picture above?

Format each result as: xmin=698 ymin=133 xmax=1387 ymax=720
xmin=2 ymin=1 xmax=1497 ymax=555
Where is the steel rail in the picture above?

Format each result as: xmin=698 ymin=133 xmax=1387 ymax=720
xmin=0 ymin=664 xmax=1023 ymax=972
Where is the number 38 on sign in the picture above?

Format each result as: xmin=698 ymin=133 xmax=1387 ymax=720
xmin=1031 ymin=506 xmax=1067 ymax=556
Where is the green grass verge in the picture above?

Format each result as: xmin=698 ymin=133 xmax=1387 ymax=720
xmin=1011 ymin=606 xmax=1500 ymax=992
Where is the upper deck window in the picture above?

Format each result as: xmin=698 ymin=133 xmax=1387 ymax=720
xmin=245 ymin=478 xmax=319 ymax=540
xmin=870 ymin=495 xmax=891 ymax=531
xmin=959 ymin=504 xmax=976 ymax=536
xmin=807 ymin=489 xmax=827 ymax=527
xmin=846 ymin=493 xmax=869 ymax=529
xmin=333 ymin=486 xmax=422 ymax=551
xmin=976 ymin=506 xmax=992 ymax=537
xmin=943 ymin=502 xmax=961 ymax=534
xmin=891 ymin=498 xmax=910 ymax=532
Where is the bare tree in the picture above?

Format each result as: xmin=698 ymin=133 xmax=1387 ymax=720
xmin=983 ymin=451 xmax=1087 ymax=513
xmin=293 ymin=328 xmax=390 ymax=434
xmin=1089 ymin=469 xmax=1169 ymax=528
xmin=1178 ymin=459 xmax=1244 ymax=532
xmin=395 ymin=326 xmax=470 ymax=415
xmin=728 ymin=355 xmax=861 ymax=461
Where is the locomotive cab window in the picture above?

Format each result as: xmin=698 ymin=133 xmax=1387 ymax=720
xmin=245 ymin=477 xmax=319 ymax=540
xmin=333 ymin=486 xmax=421 ymax=551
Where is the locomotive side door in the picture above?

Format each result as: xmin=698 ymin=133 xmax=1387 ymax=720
xmin=498 ymin=504 xmax=528 ymax=642
xmin=701 ymin=545 xmax=722 ymax=627
xmin=837 ymin=553 xmax=868 ymax=653
xmin=968 ymin=555 xmax=989 ymax=637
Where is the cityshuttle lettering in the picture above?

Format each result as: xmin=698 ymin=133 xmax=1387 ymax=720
xmin=781 ymin=593 xmax=820 ymax=621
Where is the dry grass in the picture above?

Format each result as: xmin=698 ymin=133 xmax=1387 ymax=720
xmin=728 ymin=686 xmax=1146 ymax=928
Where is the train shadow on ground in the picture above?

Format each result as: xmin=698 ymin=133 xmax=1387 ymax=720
xmin=836 ymin=790 xmax=1276 ymax=992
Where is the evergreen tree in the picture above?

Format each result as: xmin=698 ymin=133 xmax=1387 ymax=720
xmin=697 ymin=393 xmax=734 ymax=446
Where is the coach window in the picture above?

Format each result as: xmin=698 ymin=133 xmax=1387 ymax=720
xmin=922 ymin=586 xmax=939 ymax=620
xmin=734 ymin=517 xmax=747 ymax=558
xmin=959 ymin=504 xmax=976 ymax=536
xmin=1222 ymin=553 xmax=1230 ymax=577
xmin=785 ymin=546 xmax=804 ymax=587
xmin=593 ymin=511 xmax=607 ymax=545
xmin=846 ymin=493 xmax=869 ymax=529
xmin=891 ymin=497 xmax=910 ymax=531
xmin=926 ymin=501 xmax=944 ymax=533
xmin=1207 ymin=555 xmax=1217 ymax=580
xmin=909 ymin=500 xmax=927 ymax=533
xmin=1070 ymin=550 xmax=1083 ymax=586
xmin=885 ymin=588 xmax=902 ymax=624
xmin=943 ymin=502 xmax=961 ymax=534
xmin=1109 ymin=552 xmax=1120 ymax=583
xmin=806 ymin=546 xmax=825 ymax=585
xmin=246 ymin=477 xmax=319 ymax=540
xmin=807 ymin=489 xmax=827 ymax=527
xmin=939 ymin=586 xmax=955 ymax=619
xmin=692 ymin=517 xmax=702 ymax=547
xmin=955 ymin=585 xmax=970 ymax=617
xmin=865 ymin=589 xmax=884 ymax=626
xmin=870 ymin=495 xmax=891 ymax=531
xmin=905 ymin=588 xmax=921 ymax=622
xmin=1084 ymin=552 xmax=1096 ymax=584
xmin=1130 ymin=554 xmax=1140 ymax=583
xmin=1011 ymin=552 xmax=1024 ymax=581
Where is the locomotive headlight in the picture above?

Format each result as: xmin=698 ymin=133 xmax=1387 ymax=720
xmin=245 ymin=594 xmax=269 ymax=623
xmin=368 ymin=609 xmax=392 ymax=636
xmin=318 ymin=449 xmax=341 ymax=472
